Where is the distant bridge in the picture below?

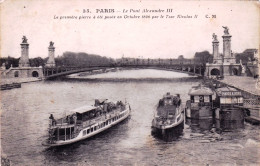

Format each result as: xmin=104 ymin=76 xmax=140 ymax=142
xmin=43 ymin=64 xmax=205 ymax=80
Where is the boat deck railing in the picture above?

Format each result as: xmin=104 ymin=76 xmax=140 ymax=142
xmin=80 ymin=109 xmax=126 ymax=128
xmin=56 ymin=134 xmax=78 ymax=141
xmin=50 ymin=108 xmax=127 ymax=128
xmin=49 ymin=123 xmax=75 ymax=129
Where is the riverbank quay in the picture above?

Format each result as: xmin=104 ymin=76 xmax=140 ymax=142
xmin=0 ymin=77 xmax=43 ymax=90
xmin=1 ymin=77 xmax=43 ymax=84
xmin=209 ymin=76 xmax=260 ymax=124
xmin=216 ymin=76 xmax=260 ymax=97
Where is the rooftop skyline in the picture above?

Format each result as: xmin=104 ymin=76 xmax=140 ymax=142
xmin=1 ymin=1 xmax=259 ymax=59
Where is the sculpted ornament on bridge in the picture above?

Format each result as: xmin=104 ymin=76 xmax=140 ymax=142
xmin=222 ymin=26 xmax=229 ymax=35
xmin=22 ymin=36 xmax=28 ymax=43
xmin=49 ymin=41 xmax=54 ymax=47
xmin=212 ymin=33 xmax=218 ymax=41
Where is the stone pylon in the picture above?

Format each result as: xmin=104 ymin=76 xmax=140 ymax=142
xmin=222 ymin=26 xmax=235 ymax=64
xmin=46 ymin=41 xmax=56 ymax=67
xmin=19 ymin=36 xmax=30 ymax=67
xmin=212 ymin=33 xmax=222 ymax=64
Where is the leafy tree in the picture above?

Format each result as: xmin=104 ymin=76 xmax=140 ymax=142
xmin=193 ymin=51 xmax=213 ymax=65
xmin=235 ymin=53 xmax=254 ymax=64
xmin=29 ymin=57 xmax=47 ymax=67
xmin=55 ymin=52 xmax=115 ymax=67
xmin=178 ymin=55 xmax=184 ymax=59
xmin=0 ymin=56 xmax=19 ymax=69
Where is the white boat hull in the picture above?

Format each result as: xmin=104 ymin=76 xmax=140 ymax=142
xmin=43 ymin=108 xmax=131 ymax=147
xmin=152 ymin=113 xmax=184 ymax=130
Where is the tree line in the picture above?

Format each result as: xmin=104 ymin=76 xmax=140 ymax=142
xmin=55 ymin=52 xmax=115 ymax=67
xmin=0 ymin=52 xmax=115 ymax=69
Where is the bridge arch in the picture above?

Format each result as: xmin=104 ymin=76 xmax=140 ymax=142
xmin=32 ymin=71 xmax=39 ymax=77
xmin=43 ymin=65 xmax=203 ymax=79
xmin=232 ymin=68 xmax=239 ymax=76
xmin=210 ymin=68 xmax=220 ymax=76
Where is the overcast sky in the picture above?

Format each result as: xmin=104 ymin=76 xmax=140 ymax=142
xmin=1 ymin=0 xmax=259 ymax=59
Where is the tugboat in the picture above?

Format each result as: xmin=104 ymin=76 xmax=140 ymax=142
xmin=42 ymin=99 xmax=131 ymax=147
xmin=152 ymin=92 xmax=184 ymax=135
xmin=185 ymin=84 xmax=214 ymax=119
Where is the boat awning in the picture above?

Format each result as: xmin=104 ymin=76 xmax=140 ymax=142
xmin=69 ymin=105 xmax=97 ymax=114
xmin=188 ymin=85 xmax=214 ymax=96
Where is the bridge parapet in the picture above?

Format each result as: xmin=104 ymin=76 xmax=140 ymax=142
xmin=43 ymin=63 xmax=205 ymax=79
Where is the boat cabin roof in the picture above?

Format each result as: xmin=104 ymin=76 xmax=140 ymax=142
xmin=215 ymin=87 xmax=242 ymax=97
xmin=163 ymin=92 xmax=178 ymax=99
xmin=160 ymin=92 xmax=180 ymax=106
xmin=188 ymin=85 xmax=214 ymax=96
xmin=70 ymin=105 xmax=97 ymax=114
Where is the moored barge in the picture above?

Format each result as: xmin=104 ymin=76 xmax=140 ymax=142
xmin=1 ymin=83 xmax=21 ymax=90
xmin=214 ymin=86 xmax=245 ymax=130
xmin=185 ymin=84 xmax=214 ymax=119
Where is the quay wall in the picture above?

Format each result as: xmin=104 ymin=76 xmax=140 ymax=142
xmin=1 ymin=67 xmax=43 ymax=79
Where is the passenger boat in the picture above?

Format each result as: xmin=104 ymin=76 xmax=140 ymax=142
xmin=152 ymin=92 xmax=184 ymax=134
xmin=214 ymin=86 xmax=244 ymax=130
xmin=42 ymin=99 xmax=131 ymax=147
xmin=185 ymin=84 xmax=214 ymax=119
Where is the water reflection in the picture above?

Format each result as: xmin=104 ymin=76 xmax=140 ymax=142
xmin=185 ymin=118 xmax=245 ymax=133
xmin=215 ymin=120 xmax=244 ymax=132
xmin=185 ymin=119 xmax=213 ymax=131
xmin=151 ymin=125 xmax=184 ymax=142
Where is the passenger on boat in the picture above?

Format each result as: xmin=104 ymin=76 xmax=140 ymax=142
xmin=49 ymin=114 xmax=56 ymax=126
xmin=117 ymin=101 xmax=123 ymax=106
xmin=72 ymin=114 xmax=77 ymax=125
xmin=176 ymin=94 xmax=181 ymax=106
xmin=70 ymin=115 xmax=74 ymax=124
xmin=66 ymin=116 xmax=69 ymax=123
xmin=159 ymin=99 xmax=164 ymax=107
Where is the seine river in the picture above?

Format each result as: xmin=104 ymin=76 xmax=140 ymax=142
xmin=1 ymin=69 xmax=259 ymax=165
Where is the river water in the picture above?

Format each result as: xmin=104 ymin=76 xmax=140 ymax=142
xmin=1 ymin=69 xmax=259 ymax=165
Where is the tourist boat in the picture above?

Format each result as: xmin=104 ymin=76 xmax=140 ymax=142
xmin=185 ymin=84 xmax=214 ymax=119
xmin=214 ymin=86 xmax=244 ymax=130
xmin=42 ymin=99 xmax=131 ymax=147
xmin=152 ymin=92 xmax=184 ymax=134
